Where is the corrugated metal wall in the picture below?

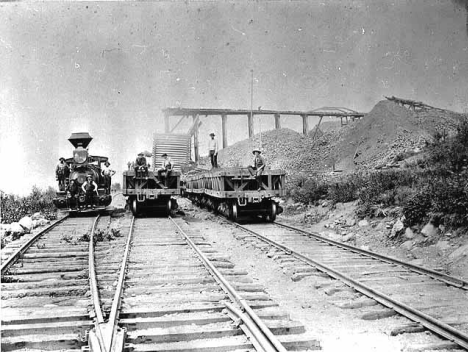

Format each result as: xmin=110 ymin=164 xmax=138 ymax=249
xmin=153 ymin=133 xmax=191 ymax=171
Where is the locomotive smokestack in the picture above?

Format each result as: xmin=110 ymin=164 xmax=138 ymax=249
xmin=68 ymin=132 xmax=93 ymax=149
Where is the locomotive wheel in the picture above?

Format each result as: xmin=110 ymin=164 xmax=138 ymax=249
xmin=165 ymin=198 xmax=172 ymax=216
xmin=231 ymin=202 xmax=238 ymax=222
xmin=131 ymin=198 xmax=138 ymax=216
xmin=267 ymin=202 xmax=277 ymax=222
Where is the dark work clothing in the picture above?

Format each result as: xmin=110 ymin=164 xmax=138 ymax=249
xmin=252 ymin=155 xmax=265 ymax=169
xmin=157 ymin=159 xmax=173 ymax=186
xmin=134 ymin=156 xmax=148 ymax=178
xmin=56 ymin=162 xmax=70 ymax=191
xmin=209 ymin=150 xmax=218 ymax=168
xmin=157 ymin=169 xmax=172 ymax=187
xmin=82 ymin=181 xmax=97 ymax=208
xmin=67 ymin=182 xmax=80 ymax=209
xmin=248 ymin=155 xmax=266 ymax=190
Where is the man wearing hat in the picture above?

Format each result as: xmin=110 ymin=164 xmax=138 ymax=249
xmin=101 ymin=160 xmax=116 ymax=194
xmin=56 ymin=157 xmax=70 ymax=191
xmin=81 ymin=175 xmax=99 ymax=209
xmin=157 ymin=153 xmax=173 ymax=187
xmin=208 ymin=132 xmax=218 ymax=168
xmin=248 ymin=149 xmax=266 ymax=191
xmin=134 ymin=152 xmax=148 ymax=179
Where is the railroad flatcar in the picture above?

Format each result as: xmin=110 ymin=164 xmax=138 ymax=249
xmin=122 ymin=133 xmax=190 ymax=216
xmin=184 ymin=168 xmax=285 ymax=222
xmin=53 ymin=132 xmax=112 ymax=212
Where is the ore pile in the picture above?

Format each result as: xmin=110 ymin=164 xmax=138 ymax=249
xmin=217 ymin=99 xmax=465 ymax=174
xmin=218 ymin=128 xmax=333 ymax=172
xmin=332 ymin=100 xmax=465 ymax=170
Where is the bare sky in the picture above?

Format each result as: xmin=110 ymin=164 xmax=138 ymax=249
xmin=1 ymin=1 xmax=467 ymax=195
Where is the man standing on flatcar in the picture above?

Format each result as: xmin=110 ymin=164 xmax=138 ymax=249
xmin=101 ymin=161 xmax=116 ymax=194
xmin=81 ymin=175 xmax=99 ymax=209
xmin=157 ymin=153 xmax=173 ymax=188
xmin=208 ymin=132 xmax=218 ymax=169
xmin=248 ymin=149 xmax=266 ymax=191
xmin=134 ymin=152 xmax=148 ymax=179
xmin=56 ymin=157 xmax=70 ymax=191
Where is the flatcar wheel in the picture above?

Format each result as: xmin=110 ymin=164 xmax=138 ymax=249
xmin=231 ymin=202 xmax=238 ymax=222
xmin=267 ymin=202 xmax=277 ymax=222
xmin=131 ymin=198 xmax=138 ymax=216
xmin=166 ymin=198 xmax=172 ymax=216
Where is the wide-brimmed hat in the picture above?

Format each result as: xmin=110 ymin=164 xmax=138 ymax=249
xmin=209 ymin=133 xmax=215 ymax=136
xmin=87 ymin=175 xmax=93 ymax=179
xmin=252 ymin=149 xmax=262 ymax=154
xmin=161 ymin=153 xmax=168 ymax=157
xmin=138 ymin=152 xmax=144 ymax=156
xmin=59 ymin=157 xmax=65 ymax=161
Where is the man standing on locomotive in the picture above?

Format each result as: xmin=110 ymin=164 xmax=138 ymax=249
xmin=134 ymin=152 xmax=148 ymax=179
xmin=81 ymin=175 xmax=99 ymax=209
xmin=208 ymin=132 xmax=218 ymax=169
xmin=101 ymin=161 xmax=116 ymax=194
xmin=157 ymin=153 xmax=173 ymax=188
xmin=248 ymin=149 xmax=266 ymax=191
xmin=67 ymin=179 xmax=80 ymax=210
xmin=56 ymin=157 xmax=70 ymax=191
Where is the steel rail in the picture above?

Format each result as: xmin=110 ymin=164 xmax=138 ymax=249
xmin=224 ymin=301 xmax=277 ymax=352
xmin=169 ymin=216 xmax=287 ymax=352
xmin=103 ymin=216 xmax=135 ymax=351
xmin=88 ymin=215 xmax=107 ymax=352
xmin=274 ymin=221 xmax=468 ymax=289
xmin=232 ymin=222 xmax=468 ymax=350
xmin=1 ymin=216 xmax=68 ymax=275
xmin=89 ymin=215 xmax=104 ymax=323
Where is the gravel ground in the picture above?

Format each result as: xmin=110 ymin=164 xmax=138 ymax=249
xmin=179 ymin=198 xmax=465 ymax=352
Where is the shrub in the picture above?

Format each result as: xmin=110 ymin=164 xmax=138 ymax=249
xmin=402 ymin=190 xmax=432 ymax=227
xmin=1 ymin=186 xmax=57 ymax=224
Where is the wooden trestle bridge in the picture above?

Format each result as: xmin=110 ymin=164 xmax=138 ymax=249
xmin=163 ymin=107 xmax=365 ymax=162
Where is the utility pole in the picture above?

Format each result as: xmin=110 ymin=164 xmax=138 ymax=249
xmin=0 ymin=189 xmax=4 ymax=223
xmin=250 ymin=69 xmax=254 ymax=139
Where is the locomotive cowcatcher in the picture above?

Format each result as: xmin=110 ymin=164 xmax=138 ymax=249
xmin=53 ymin=132 xmax=112 ymax=212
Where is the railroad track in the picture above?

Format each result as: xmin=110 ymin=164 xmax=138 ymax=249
xmin=116 ymin=216 xmax=319 ymax=351
xmin=229 ymin=220 xmax=468 ymax=351
xmin=1 ymin=214 xmax=320 ymax=352
xmin=1 ymin=216 xmax=97 ymax=351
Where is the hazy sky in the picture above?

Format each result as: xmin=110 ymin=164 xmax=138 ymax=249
xmin=1 ymin=1 xmax=467 ymax=195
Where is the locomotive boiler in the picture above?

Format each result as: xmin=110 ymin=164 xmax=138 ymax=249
xmin=53 ymin=132 xmax=112 ymax=212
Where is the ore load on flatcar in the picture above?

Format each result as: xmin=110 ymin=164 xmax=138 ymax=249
xmin=122 ymin=133 xmax=191 ymax=216
xmin=53 ymin=132 xmax=112 ymax=213
xmin=184 ymin=168 xmax=285 ymax=222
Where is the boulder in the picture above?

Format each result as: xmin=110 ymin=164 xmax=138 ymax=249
xmin=358 ymin=219 xmax=369 ymax=227
xmin=1 ymin=224 xmax=12 ymax=232
xmin=342 ymin=233 xmax=356 ymax=242
xmin=400 ymin=240 xmax=414 ymax=251
xmin=18 ymin=216 xmax=33 ymax=233
xmin=389 ymin=219 xmax=405 ymax=239
xmin=32 ymin=212 xmax=42 ymax=220
xmin=345 ymin=218 xmax=356 ymax=226
xmin=421 ymin=223 xmax=440 ymax=237
xmin=448 ymin=244 xmax=468 ymax=261
xmin=403 ymin=227 xmax=415 ymax=240
xmin=36 ymin=219 xmax=50 ymax=226
xmin=10 ymin=222 xmax=24 ymax=235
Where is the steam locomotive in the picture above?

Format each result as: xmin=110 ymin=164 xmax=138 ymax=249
xmin=53 ymin=132 xmax=112 ymax=212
